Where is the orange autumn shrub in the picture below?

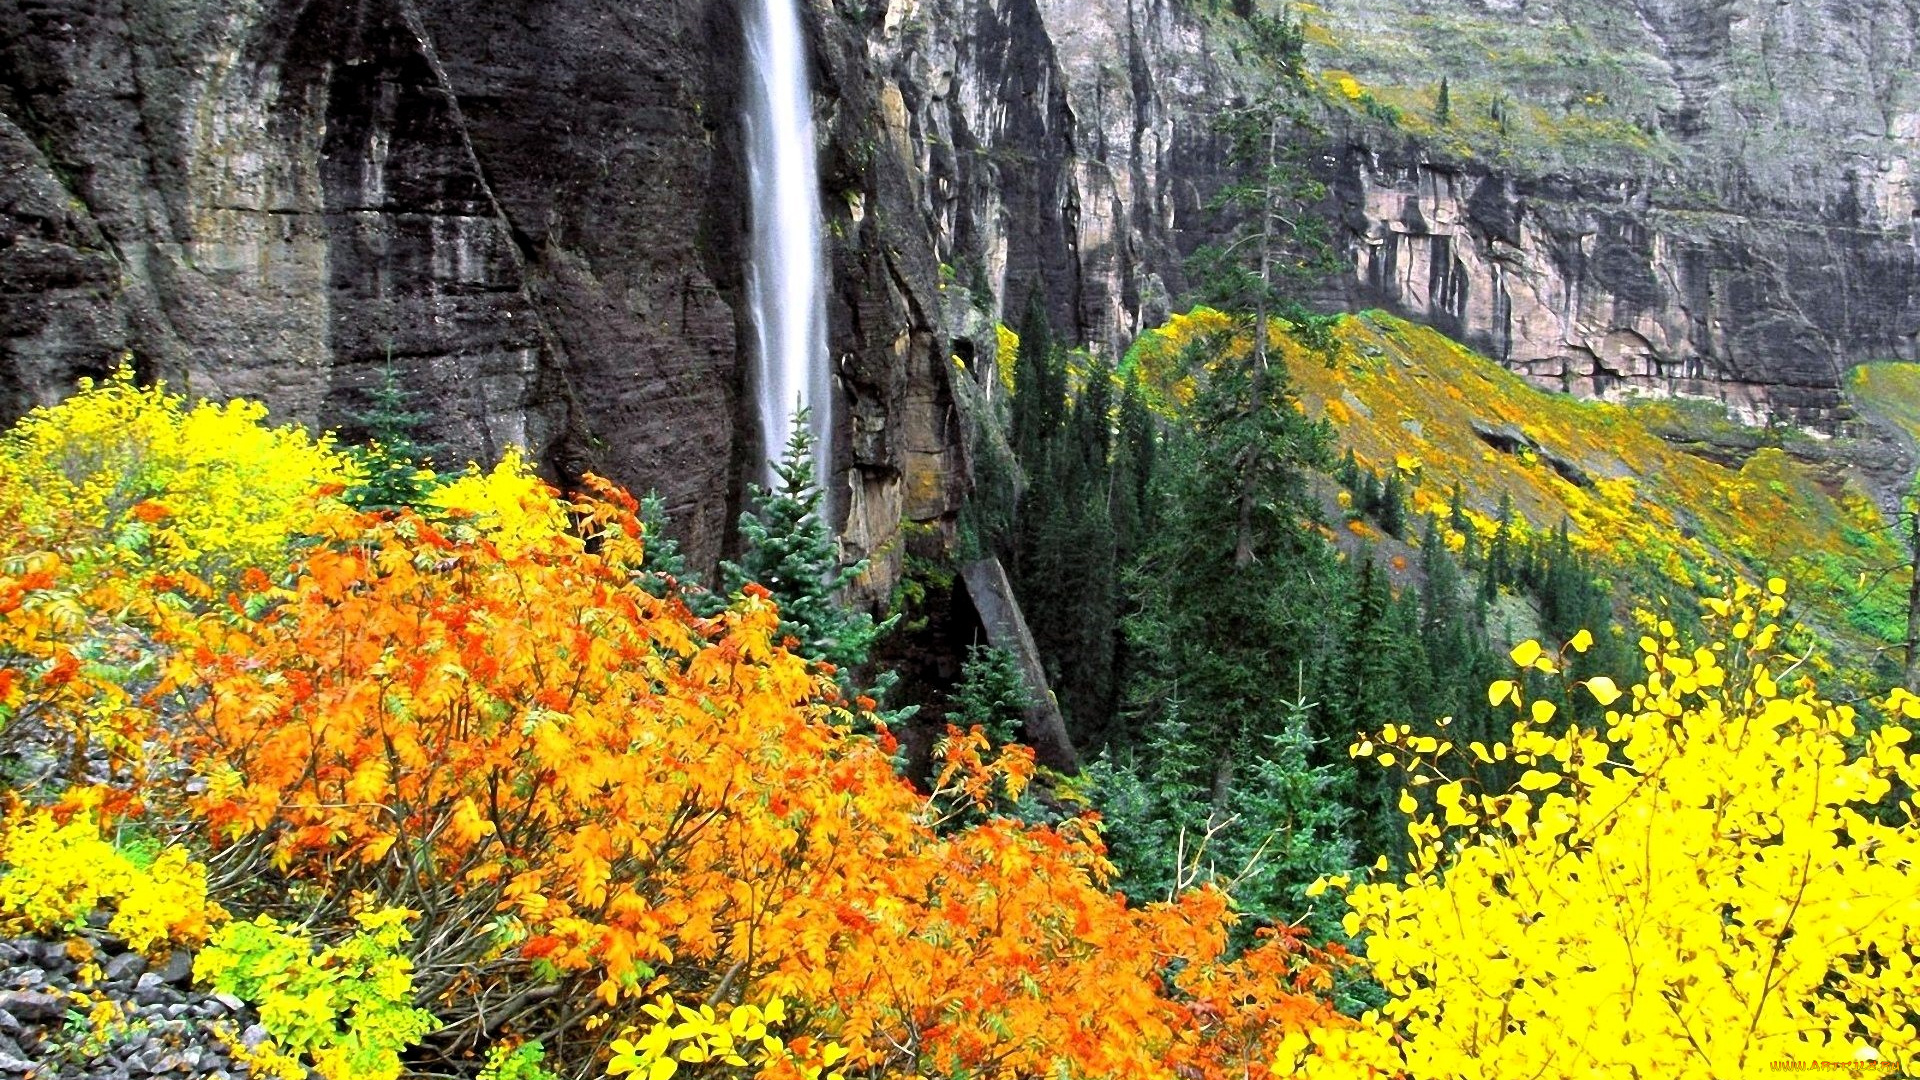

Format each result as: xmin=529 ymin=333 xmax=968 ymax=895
xmin=156 ymin=475 xmax=1353 ymax=1079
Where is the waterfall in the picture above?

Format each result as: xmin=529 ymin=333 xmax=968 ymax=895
xmin=743 ymin=0 xmax=832 ymax=497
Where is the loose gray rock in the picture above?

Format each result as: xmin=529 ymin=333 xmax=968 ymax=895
xmin=0 ymin=990 xmax=62 ymax=1023
xmin=155 ymin=951 xmax=194 ymax=986
xmin=131 ymin=973 xmax=168 ymax=1006
xmin=101 ymin=953 xmax=146 ymax=984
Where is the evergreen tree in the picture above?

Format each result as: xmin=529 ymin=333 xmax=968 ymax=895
xmin=345 ymin=363 xmax=441 ymax=511
xmin=1184 ymin=6 xmax=1342 ymax=350
xmin=1087 ymin=692 xmax=1352 ymax=942
xmin=1011 ymin=293 xmax=1066 ymax=474
xmin=723 ymin=410 xmax=896 ymax=674
xmin=1435 ymin=76 xmax=1452 ymax=126
xmin=1415 ymin=514 xmax=1509 ymax=793
xmin=1418 ymin=516 xmax=1475 ymax=682
xmin=635 ymin=492 xmax=725 ymax=616
xmin=1338 ymin=448 xmax=1363 ymax=493
xmin=1486 ymin=491 xmax=1517 ymax=592
xmin=1110 ymin=379 xmax=1157 ymax=564
xmin=1101 ymin=377 xmax=1159 ymax=751
xmin=944 ymin=644 xmax=1033 ymax=747
xmin=1360 ymin=470 xmax=1384 ymax=518
xmin=1327 ymin=552 xmax=1420 ymax=859
xmin=959 ymin=410 xmax=1020 ymax=561
xmin=1378 ymin=470 xmax=1407 ymax=538
xmin=1073 ymin=355 xmax=1115 ymax=479
xmin=1017 ymin=365 xmax=1121 ymax=751
xmin=999 ymin=301 xmax=1138 ymax=752
xmin=1121 ymin=328 xmax=1341 ymax=813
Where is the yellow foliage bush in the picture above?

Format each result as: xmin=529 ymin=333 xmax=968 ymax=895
xmin=993 ymin=323 xmax=1019 ymax=394
xmin=605 ymin=995 xmax=848 ymax=1080
xmin=430 ymin=446 xmax=572 ymax=556
xmin=0 ymin=801 xmax=225 ymax=957
xmin=194 ymin=907 xmax=437 ymax=1080
xmin=1120 ymin=306 xmax=1232 ymax=412
xmin=0 ymin=367 xmax=358 ymax=581
xmin=1311 ymin=581 xmax=1920 ymax=1078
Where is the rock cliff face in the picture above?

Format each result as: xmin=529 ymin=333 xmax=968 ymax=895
xmin=2 ymin=0 xmax=1916 ymax=585
xmin=0 ymin=0 xmax=963 ymax=584
xmin=855 ymin=0 xmax=1920 ymax=431
xmin=847 ymin=0 xmax=1238 ymax=359
xmin=1313 ymin=0 xmax=1920 ymax=429
xmin=1 ymin=0 xmax=747 ymax=563
xmin=1341 ymin=147 xmax=1920 ymax=429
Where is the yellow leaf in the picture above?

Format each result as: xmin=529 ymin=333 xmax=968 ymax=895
xmin=1518 ymin=769 xmax=1560 ymax=791
xmin=1569 ymin=629 xmax=1594 ymax=653
xmin=1530 ymin=699 xmax=1556 ymax=725
xmin=1510 ymin=640 xmax=1543 ymax=667
xmin=1488 ymin=680 xmax=1518 ymax=708
xmin=1585 ymin=676 xmax=1622 ymax=707
xmin=361 ymin=834 xmax=397 ymax=864
xmin=1397 ymin=790 xmax=1417 ymax=814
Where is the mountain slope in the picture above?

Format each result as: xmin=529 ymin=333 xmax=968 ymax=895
xmin=1129 ymin=309 xmax=1910 ymax=679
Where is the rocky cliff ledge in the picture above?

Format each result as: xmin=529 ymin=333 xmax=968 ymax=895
xmin=1341 ymin=146 xmax=1920 ymax=429
xmin=858 ymin=0 xmax=1920 ymax=431
xmin=3 ymin=0 xmax=1917 ymax=589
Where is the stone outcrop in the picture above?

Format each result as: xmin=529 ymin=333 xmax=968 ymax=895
xmin=1339 ymin=146 xmax=1920 ymax=429
xmin=958 ymin=556 xmax=1076 ymax=771
xmin=854 ymin=0 xmax=1920 ymax=430
xmin=849 ymin=0 xmax=1239 ymax=359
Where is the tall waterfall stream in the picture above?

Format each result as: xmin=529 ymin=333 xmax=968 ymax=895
xmin=742 ymin=0 xmax=832 ymax=496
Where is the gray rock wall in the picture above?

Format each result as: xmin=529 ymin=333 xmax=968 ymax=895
xmin=863 ymin=0 xmax=1920 ymax=430
xmin=0 ymin=0 xmax=966 ymax=582
xmin=3 ymin=0 xmax=1917 ymax=587
xmin=1339 ymin=144 xmax=1920 ymax=428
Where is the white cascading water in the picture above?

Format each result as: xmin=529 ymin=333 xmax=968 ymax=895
xmin=743 ymin=0 xmax=832 ymax=495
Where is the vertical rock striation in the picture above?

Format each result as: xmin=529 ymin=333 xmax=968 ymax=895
xmin=1339 ymin=146 xmax=1920 ymax=428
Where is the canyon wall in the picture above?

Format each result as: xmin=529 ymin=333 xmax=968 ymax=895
xmin=3 ymin=0 xmax=1917 ymax=591
xmin=863 ymin=0 xmax=1920 ymax=430
xmin=1343 ymin=147 xmax=1920 ymax=428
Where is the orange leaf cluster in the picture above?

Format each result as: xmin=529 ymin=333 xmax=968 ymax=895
xmin=152 ymin=475 xmax=1353 ymax=1077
